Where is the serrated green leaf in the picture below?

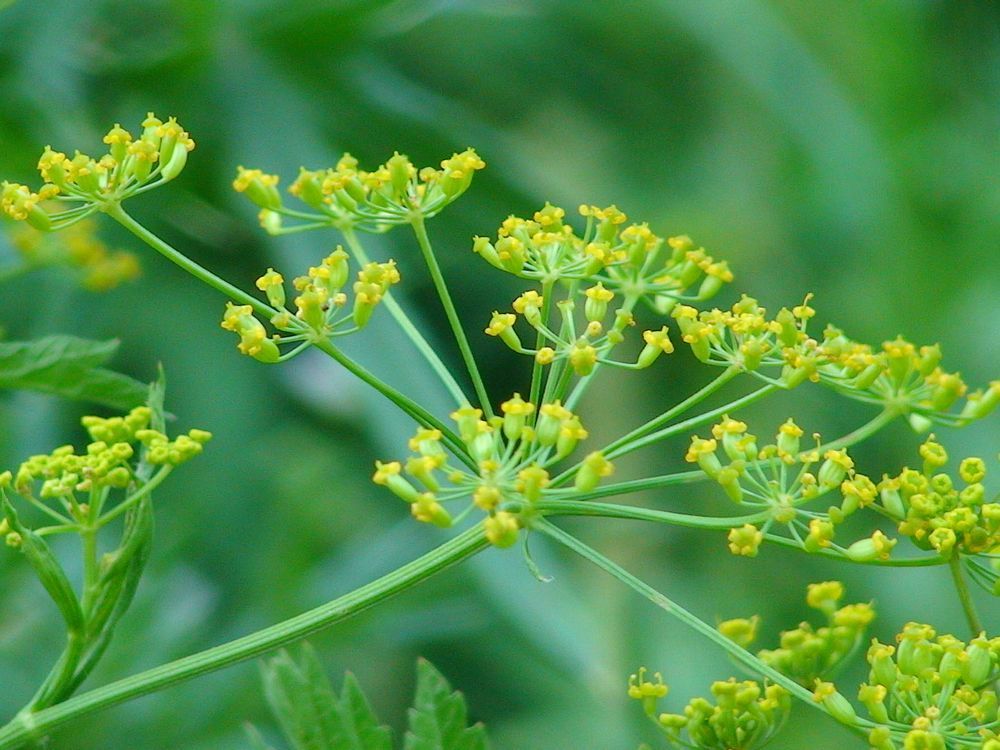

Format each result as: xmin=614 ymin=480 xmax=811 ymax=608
xmin=263 ymin=651 xmax=328 ymax=750
xmin=261 ymin=645 xmax=391 ymax=750
xmin=404 ymin=659 xmax=490 ymax=750
xmin=337 ymin=673 xmax=392 ymax=750
xmin=0 ymin=336 xmax=148 ymax=409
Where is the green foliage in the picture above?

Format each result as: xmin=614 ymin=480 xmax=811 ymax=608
xmin=0 ymin=336 xmax=147 ymax=409
xmin=257 ymin=647 xmax=488 ymax=750
xmin=404 ymin=659 xmax=489 ymax=750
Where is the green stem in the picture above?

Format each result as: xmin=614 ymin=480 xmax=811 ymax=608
xmin=547 ymin=469 xmax=707 ymax=499
xmin=551 ymin=381 xmax=774 ymax=488
xmin=528 ymin=279 xmax=555 ymax=410
xmin=106 ymin=205 xmax=274 ymax=319
xmin=96 ymin=467 xmax=173 ymax=529
xmin=607 ymin=383 xmax=779 ymax=460
xmin=763 ymin=534 xmax=943 ymax=567
xmin=537 ymin=499 xmax=944 ymax=566
xmin=80 ymin=530 xmax=99 ymax=613
xmin=341 ymin=228 xmax=469 ymax=407
xmin=948 ymin=555 xmax=984 ymax=637
xmin=813 ymin=408 xmax=898 ymax=454
xmin=537 ymin=499 xmax=770 ymax=529
xmin=105 ymin=206 xmax=471 ymax=465
xmin=534 ymin=519 xmax=821 ymax=709
xmin=310 ymin=338 xmax=473 ymax=468
xmin=409 ymin=215 xmax=493 ymax=419
xmin=604 ymin=366 xmax=741 ymax=455
xmin=0 ymin=524 xmax=489 ymax=749
xmin=26 ymin=633 xmax=85 ymax=712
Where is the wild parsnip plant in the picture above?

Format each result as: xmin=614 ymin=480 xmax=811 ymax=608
xmin=0 ymin=113 xmax=998 ymax=749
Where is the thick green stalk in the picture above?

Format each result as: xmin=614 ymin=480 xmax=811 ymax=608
xmin=0 ymin=525 xmax=489 ymax=749
xmin=535 ymin=520 xmax=823 ymax=708
xmin=948 ymin=555 xmax=985 ymax=637
xmin=409 ymin=215 xmax=493 ymax=419
xmin=341 ymin=228 xmax=469 ymax=407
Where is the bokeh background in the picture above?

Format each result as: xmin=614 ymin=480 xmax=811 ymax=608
xmin=0 ymin=1 xmax=997 ymax=748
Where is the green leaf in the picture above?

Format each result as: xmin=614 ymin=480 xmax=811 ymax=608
xmin=404 ymin=659 xmax=490 ymax=750
xmin=2 ymin=496 xmax=84 ymax=634
xmin=336 ymin=673 xmax=392 ymax=750
xmin=261 ymin=644 xmax=392 ymax=750
xmin=0 ymin=335 xmax=148 ymax=409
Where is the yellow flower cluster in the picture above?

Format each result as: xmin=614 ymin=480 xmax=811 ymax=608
xmin=670 ymin=298 xmax=998 ymax=430
xmin=372 ymin=395 xmax=613 ymax=547
xmin=5 ymin=219 xmax=140 ymax=291
xmin=240 ymin=148 xmax=486 ymax=233
xmin=631 ymin=670 xmax=790 ymax=750
xmin=5 ymin=407 xmax=211 ymax=506
xmin=484 ymin=287 xmax=682 ymax=377
xmin=720 ymin=581 xmax=875 ymax=688
xmin=877 ymin=438 xmax=999 ymax=585
xmin=1 ymin=113 xmax=194 ymax=231
xmin=671 ymin=294 xmax=817 ymax=376
xmin=474 ymin=206 xmax=732 ymax=301
xmin=688 ymin=417 xmax=903 ymax=561
xmin=819 ymin=329 xmax=998 ymax=429
xmin=861 ymin=623 xmax=999 ymax=748
xmin=220 ymin=247 xmax=400 ymax=362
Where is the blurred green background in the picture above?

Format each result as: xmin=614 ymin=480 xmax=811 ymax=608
xmin=0 ymin=1 xmax=998 ymax=748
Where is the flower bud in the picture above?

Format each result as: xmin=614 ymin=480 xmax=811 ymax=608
xmin=818 ymin=450 xmax=853 ymax=489
xmin=159 ymin=142 xmax=189 ymax=182
xmin=513 ymin=290 xmax=544 ymax=327
xmin=536 ymin=402 xmax=570 ymax=447
xmin=472 ymin=236 xmax=503 ymax=269
xmin=716 ymin=465 xmax=743 ymax=503
xmin=255 ymin=268 xmax=286 ymax=308
xmin=386 ymin=152 xmax=415 ymax=197
xmin=962 ymin=635 xmax=993 ymax=687
xmin=500 ymin=394 xmax=534 ymax=441
xmin=233 ymin=167 xmax=282 ymax=210
xmin=867 ymin=642 xmax=897 ymax=688
xmin=961 ymin=381 xmax=1000 ymax=420
xmin=568 ymin=342 xmax=597 ymax=376
xmin=584 ymin=283 xmax=614 ymax=322
xmin=516 ymin=465 xmax=549 ymax=503
xmin=484 ymin=511 xmax=519 ymax=548
xmin=372 ymin=461 xmax=419 ymax=503
xmin=812 ymin=682 xmax=857 ymax=725
xmin=717 ymin=616 xmax=759 ymax=649
xmin=637 ymin=327 xmax=674 ymax=368
xmin=930 ymin=372 xmax=965 ymax=411
xmin=685 ymin=437 xmax=722 ymax=478
xmin=495 ymin=236 xmax=526 ymax=274
xmin=574 ymin=452 xmax=613 ymax=492
xmin=856 ymin=685 xmax=888 ymax=726
xmin=776 ymin=419 xmax=803 ymax=457
xmin=845 ymin=531 xmax=895 ymax=562
xmin=411 ymin=493 xmax=452 ymax=528
xmin=727 ymin=524 xmax=763 ymax=557
xmin=867 ymin=726 xmax=896 ymax=750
